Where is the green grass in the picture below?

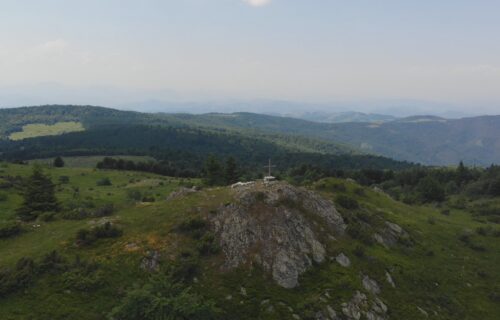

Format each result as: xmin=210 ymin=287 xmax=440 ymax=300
xmin=0 ymin=166 xmax=498 ymax=319
xmin=9 ymin=121 xmax=85 ymax=140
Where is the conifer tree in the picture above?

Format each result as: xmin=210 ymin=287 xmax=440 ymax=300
xmin=17 ymin=166 xmax=59 ymax=221
xmin=224 ymin=157 xmax=238 ymax=185
xmin=53 ymin=156 xmax=65 ymax=168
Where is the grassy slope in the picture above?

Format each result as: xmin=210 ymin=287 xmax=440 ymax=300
xmin=9 ymin=122 xmax=85 ymax=141
xmin=0 ymin=164 xmax=498 ymax=319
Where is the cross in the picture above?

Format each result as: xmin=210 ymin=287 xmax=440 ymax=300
xmin=264 ymin=158 xmax=276 ymax=177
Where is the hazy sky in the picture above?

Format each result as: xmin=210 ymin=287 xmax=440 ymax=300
xmin=1 ymin=0 xmax=499 ymax=113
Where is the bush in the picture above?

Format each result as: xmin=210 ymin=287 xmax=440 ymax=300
xmin=0 ymin=193 xmax=7 ymax=202
xmin=96 ymin=177 xmax=112 ymax=186
xmin=0 ymin=222 xmax=22 ymax=239
xmin=59 ymin=176 xmax=70 ymax=184
xmin=75 ymin=222 xmax=122 ymax=247
xmin=335 ymin=195 xmax=359 ymax=209
xmin=331 ymin=183 xmax=347 ymax=192
xmin=60 ymin=204 xmax=113 ymax=220
xmin=127 ymin=190 xmax=142 ymax=202
xmin=178 ymin=218 xmax=207 ymax=233
xmin=196 ymin=233 xmax=220 ymax=256
xmin=440 ymin=209 xmax=450 ymax=216
xmin=38 ymin=211 xmax=57 ymax=222
xmin=0 ymin=257 xmax=36 ymax=296
xmin=108 ymin=273 xmax=217 ymax=320
xmin=141 ymin=195 xmax=156 ymax=203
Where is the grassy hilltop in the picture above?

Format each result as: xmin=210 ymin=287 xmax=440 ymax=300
xmin=0 ymin=162 xmax=498 ymax=319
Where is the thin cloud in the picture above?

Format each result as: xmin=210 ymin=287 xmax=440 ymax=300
xmin=244 ymin=0 xmax=271 ymax=7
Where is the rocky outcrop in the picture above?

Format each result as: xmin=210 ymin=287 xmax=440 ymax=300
xmin=210 ymin=181 xmax=346 ymax=288
xmin=166 ymin=187 xmax=197 ymax=201
xmin=373 ymin=220 xmax=409 ymax=248
xmin=341 ymin=291 xmax=388 ymax=320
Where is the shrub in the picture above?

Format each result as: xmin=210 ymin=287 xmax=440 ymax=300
xmin=75 ymin=222 xmax=122 ymax=247
xmin=178 ymin=218 xmax=207 ymax=233
xmin=38 ymin=211 xmax=57 ymax=222
xmin=427 ymin=217 xmax=436 ymax=225
xmin=440 ymin=209 xmax=450 ymax=216
xmin=141 ymin=195 xmax=156 ymax=203
xmin=39 ymin=250 xmax=67 ymax=274
xmin=196 ymin=233 xmax=220 ymax=256
xmin=108 ymin=273 xmax=217 ymax=320
xmin=93 ymin=204 xmax=114 ymax=217
xmin=331 ymin=183 xmax=347 ymax=192
xmin=127 ymin=190 xmax=142 ymax=202
xmin=96 ymin=177 xmax=112 ymax=186
xmin=0 ymin=222 xmax=22 ymax=239
xmin=60 ymin=204 xmax=113 ymax=220
xmin=353 ymin=245 xmax=365 ymax=258
xmin=53 ymin=156 xmax=65 ymax=168
xmin=59 ymin=176 xmax=70 ymax=184
xmin=335 ymin=195 xmax=359 ymax=209
xmin=0 ymin=193 xmax=7 ymax=202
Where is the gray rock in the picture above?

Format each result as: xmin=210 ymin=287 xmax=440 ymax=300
xmin=240 ymin=287 xmax=247 ymax=296
xmin=362 ymin=275 xmax=381 ymax=295
xmin=385 ymin=271 xmax=396 ymax=288
xmin=417 ymin=306 xmax=429 ymax=318
xmin=374 ymin=221 xmax=409 ymax=248
xmin=326 ymin=305 xmax=338 ymax=319
xmin=340 ymin=291 xmax=388 ymax=320
xmin=166 ymin=187 xmax=196 ymax=201
xmin=140 ymin=250 xmax=160 ymax=272
xmin=210 ymin=181 xmax=346 ymax=288
xmin=335 ymin=253 xmax=351 ymax=267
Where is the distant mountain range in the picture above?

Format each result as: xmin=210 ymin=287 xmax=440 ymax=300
xmin=0 ymin=105 xmax=499 ymax=166
xmin=283 ymin=111 xmax=397 ymax=123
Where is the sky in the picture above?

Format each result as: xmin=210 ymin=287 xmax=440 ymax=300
xmin=1 ymin=0 xmax=499 ymax=115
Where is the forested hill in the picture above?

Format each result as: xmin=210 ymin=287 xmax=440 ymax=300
xmin=3 ymin=104 xmax=499 ymax=166
xmin=0 ymin=105 xmax=411 ymax=175
xmin=166 ymin=112 xmax=500 ymax=166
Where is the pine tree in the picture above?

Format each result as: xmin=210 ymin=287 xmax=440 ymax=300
xmin=224 ymin=157 xmax=239 ymax=185
xmin=17 ymin=166 xmax=59 ymax=221
xmin=53 ymin=156 xmax=65 ymax=168
xmin=203 ymin=155 xmax=223 ymax=186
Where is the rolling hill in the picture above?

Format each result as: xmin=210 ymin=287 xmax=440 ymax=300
xmin=166 ymin=112 xmax=500 ymax=166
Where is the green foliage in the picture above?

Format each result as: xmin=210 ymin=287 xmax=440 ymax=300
xmin=96 ymin=177 xmax=112 ymax=186
xmin=0 ymin=192 xmax=7 ymax=202
xmin=108 ymin=273 xmax=217 ymax=320
xmin=224 ymin=156 xmax=239 ymax=185
xmin=417 ymin=176 xmax=445 ymax=203
xmin=0 ymin=222 xmax=22 ymax=239
xmin=203 ymin=155 xmax=224 ymax=186
xmin=335 ymin=195 xmax=359 ymax=209
xmin=16 ymin=166 xmax=59 ymax=221
xmin=196 ymin=232 xmax=220 ymax=256
xmin=58 ymin=175 xmax=70 ymax=184
xmin=53 ymin=156 xmax=65 ymax=168
xmin=0 ymin=257 xmax=36 ymax=297
xmin=75 ymin=222 xmax=122 ymax=247
xmin=127 ymin=190 xmax=142 ymax=202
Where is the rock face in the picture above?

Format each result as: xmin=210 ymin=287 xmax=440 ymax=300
xmin=210 ymin=181 xmax=346 ymax=288
xmin=373 ymin=220 xmax=409 ymax=248
xmin=341 ymin=291 xmax=388 ymax=320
